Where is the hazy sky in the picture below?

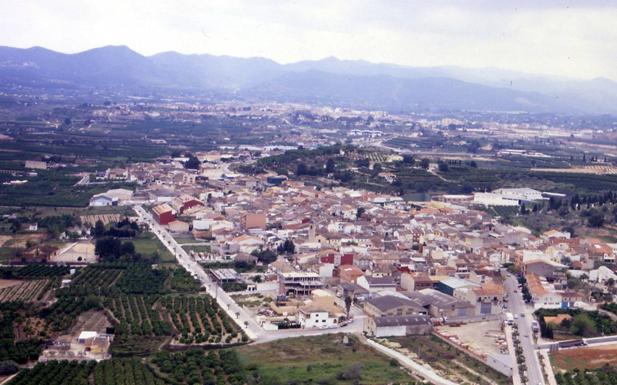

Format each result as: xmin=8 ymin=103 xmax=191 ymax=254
xmin=1 ymin=0 xmax=616 ymax=80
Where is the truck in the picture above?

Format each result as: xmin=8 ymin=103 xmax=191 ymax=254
xmin=505 ymin=312 xmax=514 ymax=325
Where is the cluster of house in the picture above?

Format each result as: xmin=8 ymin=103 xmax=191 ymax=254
xmin=82 ymin=151 xmax=617 ymax=337
xmin=517 ymin=231 xmax=617 ymax=310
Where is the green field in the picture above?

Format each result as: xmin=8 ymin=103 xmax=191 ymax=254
xmin=0 ymin=247 xmax=15 ymax=264
xmin=181 ymin=244 xmax=210 ymax=253
xmin=236 ymin=334 xmax=413 ymax=385
xmin=132 ymin=232 xmax=175 ymax=263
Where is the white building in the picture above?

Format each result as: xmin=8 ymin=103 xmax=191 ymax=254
xmin=364 ymin=315 xmax=432 ymax=337
xmin=89 ymin=194 xmax=116 ymax=207
xmin=493 ymin=188 xmax=544 ymax=201
xmin=473 ymin=192 xmax=519 ymax=207
xmin=298 ymin=308 xmax=339 ymax=329
xmin=473 ymin=188 xmax=546 ymax=207
xmin=89 ymin=188 xmax=134 ymax=207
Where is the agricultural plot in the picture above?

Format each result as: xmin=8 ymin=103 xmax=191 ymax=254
xmin=41 ymin=296 xmax=101 ymax=332
xmin=159 ymin=295 xmax=244 ymax=344
xmin=63 ymin=263 xmax=170 ymax=297
xmin=236 ymin=334 xmax=413 ymax=385
xmin=7 ymin=360 xmax=95 ymax=385
xmin=105 ymin=294 xmax=244 ymax=345
xmin=0 ymin=234 xmax=46 ymax=249
xmin=80 ymin=213 xmax=122 ymax=226
xmin=0 ymin=279 xmax=51 ymax=302
xmin=115 ymin=264 xmax=168 ymax=295
xmin=8 ymin=358 xmax=167 ymax=385
xmin=551 ymin=343 xmax=617 ymax=371
xmin=0 ymin=264 xmax=69 ymax=279
xmin=105 ymin=295 xmax=172 ymax=337
xmin=93 ymin=358 xmax=167 ymax=385
xmin=166 ymin=268 xmax=202 ymax=293
xmin=0 ymin=304 xmax=44 ymax=364
xmin=65 ymin=265 xmax=124 ymax=296
xmin=151 ymin=349 xmax=245 ymax=385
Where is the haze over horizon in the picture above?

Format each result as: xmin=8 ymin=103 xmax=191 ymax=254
xmin=2 ymin=0 xmax=617 ymax=81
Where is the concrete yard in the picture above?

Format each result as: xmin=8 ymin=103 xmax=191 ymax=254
xmin=437 ymin=320 xmax=507 ymax=357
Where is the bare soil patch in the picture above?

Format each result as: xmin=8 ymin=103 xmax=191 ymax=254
xmin=0 ymin=279 xmax=21 ymax=289
xmin=551 ymin=343 xmax=617 ymax=371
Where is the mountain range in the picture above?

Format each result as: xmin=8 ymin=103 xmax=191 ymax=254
xmin=1 ymin=45 xmax=616 ymax=114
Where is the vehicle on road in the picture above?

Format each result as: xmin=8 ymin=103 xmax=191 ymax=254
xmin=505 ymin=312 xmax=514 ymax=325
xmin=531 ymin=320 xmax=540 ymax=333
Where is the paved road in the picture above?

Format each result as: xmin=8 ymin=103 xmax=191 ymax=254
xmin=135 ymin=204 xmax=367 ymax=343
xmin=134 ymin=205 xmax=263 ymax=339
xmin=74 ymin=174 xmax=89 ymax=186
xmin=505 ymin=274 xmax=545 ymax=385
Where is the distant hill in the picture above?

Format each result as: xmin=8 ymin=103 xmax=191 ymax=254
xmin=0 ymin=45 xmax=615 ymax=114
xmin=242 ymin=70 xmax=567 ymax=113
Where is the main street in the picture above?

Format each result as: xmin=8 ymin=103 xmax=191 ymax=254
xmin=134 ymin=204 xmax=365 ymax=342
xmin=133 ymin=205 xmax=263 ymax=339
xmin=504 ymin=274 xmax=545 ymax=385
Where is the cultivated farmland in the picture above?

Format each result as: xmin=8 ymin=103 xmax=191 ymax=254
xmin=0 ymin=280 xmax=52 ymax=302
xmin=160 ymin=295 xmax=243 ymax=344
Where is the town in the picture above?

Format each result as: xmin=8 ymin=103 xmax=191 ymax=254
xmin=2 ymin=2 xmax=617 ymax=383
xmin=2 ymin=97 xmax=617 ymax=385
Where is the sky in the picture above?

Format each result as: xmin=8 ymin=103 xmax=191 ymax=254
xmin=1 ymin=0 xmax=616 ymax=80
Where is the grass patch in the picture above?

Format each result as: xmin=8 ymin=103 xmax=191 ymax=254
xmin=132 ymin=232 xmax=175 ymax=263
xmin=236 ymin=334 xmax=412 ymax=385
